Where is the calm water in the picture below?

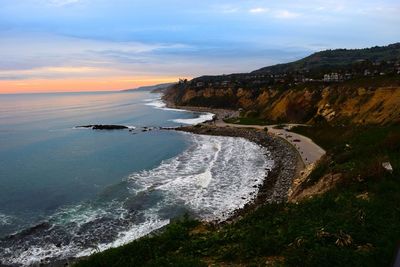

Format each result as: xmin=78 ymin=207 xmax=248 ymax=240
xmin=0 ymin=91 xmax=271 ymax=265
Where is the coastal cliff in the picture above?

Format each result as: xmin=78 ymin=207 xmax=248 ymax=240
xmin=75 ymin=44 xmax=400 ymax=267
xmin=164 ymin=85 xmax=400 ymax=125
xmin=164 ymin=43 xmax=400 ymax=125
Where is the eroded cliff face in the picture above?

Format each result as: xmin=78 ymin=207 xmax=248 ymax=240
xmin=258 ymin=86 xmax=400 ymax=125
xmin=164 ymin=85 xmax=400 ymax=125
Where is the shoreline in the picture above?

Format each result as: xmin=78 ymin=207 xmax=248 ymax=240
xmin=162 ymin=99 xmax=239 ymax=121
xmin=55 ymin=124 xmax=301 ymax=267
xmin=175 ymin=124 xmax=301 ymax=224
xmin=162 ymin=98 xmax=303 ymax=221
xmin=163 ymin=98 xmax=324 ymax=166
xmin=162 ymin=98 xmax=304 ymax=220
xmin=5 ymin=100 xmax=302 ymax=267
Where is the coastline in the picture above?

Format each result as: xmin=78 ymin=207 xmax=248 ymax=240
xmin=162 ymin=97 xmax=239 ymax=121
xmin=175 ymin=124 xmax=301 ymax=223
xmin=63 ymin=124 xmax=299 ymax=267
xmin=162 ymin=98 xmax=303 ymax=222
xmin=11 ymin=99 xmax=302 ymax=267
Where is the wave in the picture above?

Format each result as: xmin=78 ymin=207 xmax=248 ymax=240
xmin=144 ymin=99 xmax=184 ymax=112
xmin=144 ymin=98 xmax=215 ymax=125
xmin=171 ymin=113 xmax=214 ymax=125
xmin=126 ymin=133 xmax=273 ymax=221
xmin=0 ymin=133 xmax=272 ymax=266
xmin=0 ymin=213 xmax=13 ymax=226
xmin=0 ymin=200 xmax=168 ymax=266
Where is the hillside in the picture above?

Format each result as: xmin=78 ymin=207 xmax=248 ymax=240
xmin=123 ymin=82 xmax=175 ymax=93
xmin=74 ymin=44 xmax=400 ymax=267
xmin=253 ymin=43 xmax=400 ymax=74
xmin=164 ymin=43 xmax=400 ymax=125
xmin=75 ymin=124 xmax=400 ymax=267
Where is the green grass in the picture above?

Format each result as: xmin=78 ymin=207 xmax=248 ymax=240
xmin=75 ymin=125 xmax=400 ymax=267
xmin=290 ymin=125 xmax=400 ymax=183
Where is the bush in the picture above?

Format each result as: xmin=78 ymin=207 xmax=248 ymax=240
xmin=74 ymin=125 xmax=400 ymax=267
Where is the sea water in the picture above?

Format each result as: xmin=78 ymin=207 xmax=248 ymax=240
xmin=0 ymin=91 xmax=273 ymax=265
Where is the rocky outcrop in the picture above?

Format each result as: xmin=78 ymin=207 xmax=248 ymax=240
xmin=163 ymin=43 xmax=400 ymax=125
xmin=289 ymin=171 xmax=343 ymax=202
xmin=77 ymin=125 xmax=129 ymax=130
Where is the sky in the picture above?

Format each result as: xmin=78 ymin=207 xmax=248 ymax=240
xmin=0 ymin=0 xmax=399 ymax=93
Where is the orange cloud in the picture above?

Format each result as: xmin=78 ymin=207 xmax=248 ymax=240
xmin=0 ymin=76 xmax=187 ymax=94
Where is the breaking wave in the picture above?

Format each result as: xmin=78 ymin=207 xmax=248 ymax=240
xmin=0 ymin=133 xmax=272 ymax=266
xmin=0 ymin=213 xmax=13 ymax=226
xmin=144 ymin=98 xmax=215 ymax=125
xmin=127 ymin=133 xmax=273 ymax=221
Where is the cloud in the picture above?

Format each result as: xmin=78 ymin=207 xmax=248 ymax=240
xmin=0 ymin=33 xmax=195 ymax=80
xmin=274 ymin=10 xmax=301 ymax=19
xmin=46 ymin=0 xmax=81 ymax=6
xmin=249 ymin=7 xmax=269 ymax=13
xmin=1 ymin=0 xmax=399 ymax=90
xmin=212 ymin=4 xmax=240 ymax=14
xmin=0 ymin=66 xmax=111 ymax=80
xmin=222 ymin=7 xmax=240 ymax=13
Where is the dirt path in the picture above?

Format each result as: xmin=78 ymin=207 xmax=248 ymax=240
xmin=215 ymin=121 xmax=326 ymax=167
xmin=163 ymin=102 xmax=325 ymax=168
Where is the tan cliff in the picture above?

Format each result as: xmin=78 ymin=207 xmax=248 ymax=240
xmin=164 ymin=85 xmax=400 ymax=125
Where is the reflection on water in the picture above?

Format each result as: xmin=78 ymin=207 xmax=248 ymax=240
xmin=0 ymin=91 xmax=193 ymax=237
xmin=0 ymin=91 xmax=271 ymax=265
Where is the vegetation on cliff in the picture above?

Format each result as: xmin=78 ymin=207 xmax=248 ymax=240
xmin=253 ymin=43 xmax=400 ymax=74
xmin=74 ymin=44 xmax=400 ymax=266
xmin=75 ymin=125 xmax=399 ymax=267
xmin=163 ymin=43 xmax=400 ymax=125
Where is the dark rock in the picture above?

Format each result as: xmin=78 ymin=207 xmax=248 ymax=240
xmin=77 ymin=125 xmax=129 ymax=130
xmin=4 ymin=222 xmax=52 ymax=241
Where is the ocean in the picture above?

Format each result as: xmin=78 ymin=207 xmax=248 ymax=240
xmin=0 ymin=91 xmax=272 ymax=265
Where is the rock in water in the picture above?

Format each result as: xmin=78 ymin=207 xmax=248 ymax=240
xmin=77 ymin=125 xmax=129 ymax=130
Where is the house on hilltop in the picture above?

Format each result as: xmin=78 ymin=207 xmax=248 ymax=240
xmin=323 ymin=73 xmax=340 ymax=82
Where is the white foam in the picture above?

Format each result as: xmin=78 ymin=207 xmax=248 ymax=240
xmin=2 ymin=204 xmax=168 ymax=266
xmin=50 ymin=202 xmax=118 ymax=226
xmin=144 ymin=97 xmax=215 ymax=125
xmin=9 ymin=245 xmax=73 ymax=266
xmin=197 ymin=141 xmax=221 ymax=188
xmin=128 ymin=133 xmax=274 ymax=221
xmin=9 ymin=219 xmax=169 ymax=266
xmin=145 ymin=99 xmax=167 ymax=109
xmin=143 ymin=98 xmax=158 ymax=102
xmin=171 ymin=113 xmax=214 ymax=125
xmin=0 ymin=213 xmax=13 ymax=225
xmin=145 ymin=99 xmax=186 ymax=112
xmin=76 ymin=214 xmax=169 ymax=257
xmin=2 ymin=133 xmax=273 ymax=266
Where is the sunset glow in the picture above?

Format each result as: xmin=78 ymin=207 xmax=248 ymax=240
xmin=0 ymin=0 xmax=399 ymax=93
xmin=0 ymin=76 xmax=184 ymax=94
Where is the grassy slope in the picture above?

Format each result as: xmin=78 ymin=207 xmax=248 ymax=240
xmin=252 ymin=43 xmax=400 ymax=74
xmin=75 ymin=125 xmax=400 ymax=267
